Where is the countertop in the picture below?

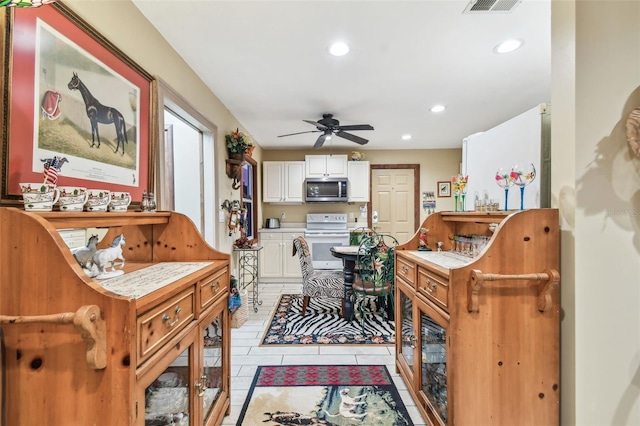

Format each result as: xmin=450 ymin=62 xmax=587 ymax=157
xmin=405 ymin=250 xmax=474 ymax=270
xmin=258 ymin=223 xmax=369 ymax=233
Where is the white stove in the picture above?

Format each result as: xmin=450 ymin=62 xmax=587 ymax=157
xmin=305 ymin=213 xmax=349 ymax=270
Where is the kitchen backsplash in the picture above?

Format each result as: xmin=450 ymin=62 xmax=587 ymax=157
xmin=262 ymin=203 xmax=366 ymax=225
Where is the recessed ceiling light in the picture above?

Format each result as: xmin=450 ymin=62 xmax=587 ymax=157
xmin=494 ymin=39 xmax=523 ymax=54
xmin=402 ymin=134 xmax=412 ymax=141
xmin=329 ymin=41 xmax=349 ymax=57
xmin=430 ymin=105 xmax=446 ymax=113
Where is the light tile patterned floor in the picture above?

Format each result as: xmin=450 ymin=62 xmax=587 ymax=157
xmin=222 ymin=282 xmax=427 ymax=426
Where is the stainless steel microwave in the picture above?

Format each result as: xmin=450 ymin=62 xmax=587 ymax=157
xmin=304 ymin=178 xmax=348 ymax=202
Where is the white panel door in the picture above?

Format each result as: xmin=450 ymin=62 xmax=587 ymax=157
xmin=372 ymin=168 xmax=415 ymax=243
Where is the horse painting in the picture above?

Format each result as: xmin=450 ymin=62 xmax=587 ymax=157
xmin=67 ymin=72 xmax=128 ymax=155
xmin=92 ymin=234 xmax=126 ymax=274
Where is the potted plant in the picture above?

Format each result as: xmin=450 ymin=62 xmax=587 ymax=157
xmin=225 ymin=128 xmax=253 ymax=159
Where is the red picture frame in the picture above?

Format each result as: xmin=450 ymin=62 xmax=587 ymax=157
xmin=0 ymin=3 xmax=155 ymax=205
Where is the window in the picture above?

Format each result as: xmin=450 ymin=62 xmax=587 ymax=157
xmin=241 ymin=157 xmax=258 ymax=241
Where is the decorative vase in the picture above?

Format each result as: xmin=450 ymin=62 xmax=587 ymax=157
xmin=461 ymin=193 xmax=466 ymax=212
xmin=454 ymin=194 xmax=459 ymax=212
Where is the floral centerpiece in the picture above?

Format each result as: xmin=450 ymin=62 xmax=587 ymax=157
xmin=225 ymin=128 xmax=253 ymax=155
xmin=452 ymin=175 xmax=469 ymax=212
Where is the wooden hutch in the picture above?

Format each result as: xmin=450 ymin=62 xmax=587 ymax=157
xmin=394 ymin=209 xmax=560 ymax=425
xmin=0 ymin=208 xmax=231 ymax=426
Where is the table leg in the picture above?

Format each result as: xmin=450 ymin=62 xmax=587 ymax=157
xmin=343 ymin=258 xmax=355 ymax=321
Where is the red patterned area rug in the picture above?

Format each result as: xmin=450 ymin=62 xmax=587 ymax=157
xmin=236 ymin=365 xmax=413 ymax=425
xmin=260 ymin=294 xmax=395 ymax=346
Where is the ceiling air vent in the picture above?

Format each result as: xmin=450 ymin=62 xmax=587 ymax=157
xmin=463 ymin=0 xmax=521 ymax=13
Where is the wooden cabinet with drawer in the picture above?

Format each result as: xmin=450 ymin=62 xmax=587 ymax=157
xmin=199 ymin=267 xmax=228 ymax=312
xmin=417 ymin=267 xmax=449 ymax=310
xmin=0 ymin=208 xmax=231 ymax=426
xmin=395 ymin=210 xmax=560 ymax=426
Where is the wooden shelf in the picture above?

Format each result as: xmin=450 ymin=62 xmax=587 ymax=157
xmin=440 ymin=210 xmax=512 ymax=223
xmin=35 ymin=211 xmax=172 ymax=229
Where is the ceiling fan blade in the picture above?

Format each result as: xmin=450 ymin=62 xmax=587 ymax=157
xmin=335 ymin=131 xmax=369 ymax=145
xmin=303 ymin=119 xmax=328 ymax=129
xmin=313 ymin=133 xmax=329 ymax=149
xmin=277 ymin=130 xmax=321 ymax=138
xmin=337 ymin=124 xmax=374 ymax=131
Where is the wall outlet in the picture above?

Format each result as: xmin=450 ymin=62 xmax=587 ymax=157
xmin=280 ymin=211 xmax=286 ymax=220
xmin=349 ymin=212 xmax=354 ymax=219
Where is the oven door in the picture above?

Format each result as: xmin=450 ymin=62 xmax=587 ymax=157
xmin=304 ymin=231 xmax=350 ymax=270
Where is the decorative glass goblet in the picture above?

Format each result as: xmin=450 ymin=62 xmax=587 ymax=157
xmin=495 ymin=168 xmax=515 ymax=211
xmin=511 ymin=163 xmax=536 ymax=210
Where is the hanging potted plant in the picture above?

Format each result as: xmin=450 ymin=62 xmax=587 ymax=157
xmin=225 ymin=128 xmax=253 ymax=160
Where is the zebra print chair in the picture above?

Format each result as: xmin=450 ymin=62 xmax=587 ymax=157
xmin=292 ymin=236 xmax=346 ymax=317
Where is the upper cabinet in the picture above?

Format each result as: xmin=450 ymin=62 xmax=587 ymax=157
xmin=263 ymin=161 xmax=305 ymax=203
xmin=305 ymin=155 xmax=348 ymax=178
xmin=347 ymin=161 xmax=370 ymax=202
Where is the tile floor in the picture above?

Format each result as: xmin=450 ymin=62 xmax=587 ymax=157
xmin=222 ymin=281 xmax=427 ymax=425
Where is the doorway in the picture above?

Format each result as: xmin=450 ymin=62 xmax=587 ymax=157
xmin=156 ymin=78 xmax=218 ymax=247
xmin=368 ymin=164 xmax=420 ymax=243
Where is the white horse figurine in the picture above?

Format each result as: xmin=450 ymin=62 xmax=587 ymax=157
xmin=71 ymin=234 xmax=99 ymax=270
xmin=92 ymin=234 xmax=125 ymax=274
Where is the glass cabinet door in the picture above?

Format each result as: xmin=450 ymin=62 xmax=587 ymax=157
xmin=399 ymin=289 xmax=415 ymax=373
xmin=200 ymin=309 xmax=225 ymax=425
xmin=144 ymin=345 xmax=192 ymax=426
xmin=419 ymin=300 xmax=448 ymax=425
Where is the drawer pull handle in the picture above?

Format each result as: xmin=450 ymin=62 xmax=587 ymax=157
xmin=195 ymin=374 xmax=208 ymax=397
xmin=162 ymin=306 xmax=182 ymax=328
xmin=210 ymin=278 xmax=221 ymax=290
xmin=402 ymin=265 xmax=409 ymax=274
xmin=425 ymin=279 xmax=437 ymax=292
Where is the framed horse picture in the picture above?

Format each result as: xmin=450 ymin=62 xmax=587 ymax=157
xmin=0 ymin=3 xmax=155 ymax=206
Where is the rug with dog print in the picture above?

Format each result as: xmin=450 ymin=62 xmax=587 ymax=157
xmin=236 ymin=365 xmax=414 ymax=425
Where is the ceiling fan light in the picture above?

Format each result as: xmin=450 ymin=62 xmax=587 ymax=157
xmin=430 ymin=105 xmax=446 ymax=113
xmin=494 ymin=39 xmax=523 ymax=54
xmin=329 ymin=42 xmax=349 ymax=57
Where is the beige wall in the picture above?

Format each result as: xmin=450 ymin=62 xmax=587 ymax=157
xmin=553 ymin=1 xmax=640 ymax=424
xmin=261 ymin=149 xmax=461 ymax=228
xmin=64 ymin=0 xmax=261 ymax=253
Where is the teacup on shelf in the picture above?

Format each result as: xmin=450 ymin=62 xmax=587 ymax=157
xmin=85 ymin=189 xmax=111 ymax=212
xmin=19 ymin=182 xmax=59 ymax=212
xmin=57 ymin=186 xmax=88 ymax=212
xmin=108 ymin=191 xmax=131 ymax=212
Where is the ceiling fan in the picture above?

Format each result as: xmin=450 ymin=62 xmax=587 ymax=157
xmin=277 ymin=113 xmax=374 ymax=148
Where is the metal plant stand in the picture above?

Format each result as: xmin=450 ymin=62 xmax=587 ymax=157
xmin=233 ymin=246 xmax=263 ymax=312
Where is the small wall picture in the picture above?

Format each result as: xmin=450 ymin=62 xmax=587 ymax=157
xmin=437 ymin=181 xmax=451 ymax=197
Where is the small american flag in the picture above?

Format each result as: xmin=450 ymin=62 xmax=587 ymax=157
xmin=43 ymin=157 xmax=59 ymax=184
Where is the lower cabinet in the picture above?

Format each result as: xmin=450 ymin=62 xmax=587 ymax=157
xmin=398 ymin=278 xmax=451 ymax=426
xmin=395 ymin=210 xmax=560 ymax=426
xmin=0 ymin=209 xmax=231 ymax=426
xmin=137 ymin=295 xmax=230 ymax=426
xmin=259 ymin=231 xmax=303 ymax=279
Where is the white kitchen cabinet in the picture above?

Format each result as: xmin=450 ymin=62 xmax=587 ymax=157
xmin=263 ymin=161 xmax=305 ymax=203
xmin=305 ymin=155 xmax=348 ymax=178
xmin=347 ymin=161 xmax=370 ymax=202
xmin=259 ymin=231 xmax=304 ymax=279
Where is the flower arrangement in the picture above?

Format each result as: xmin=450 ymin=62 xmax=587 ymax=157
xmin=452 ymin=174 xmax=468 ymax=194
xmin=225 ymin=128 xmax=253 ymax=154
